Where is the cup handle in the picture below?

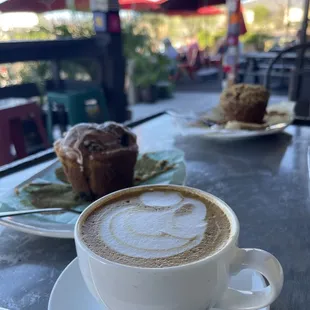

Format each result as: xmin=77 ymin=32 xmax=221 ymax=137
xmin=216 ymin=248 xmax=284 ymax=310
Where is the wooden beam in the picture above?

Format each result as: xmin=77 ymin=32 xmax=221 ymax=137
xmin=0 ymin=38 xmax=107 ymax=64
xmin=0 ymin=83 xmax=40 ymax=99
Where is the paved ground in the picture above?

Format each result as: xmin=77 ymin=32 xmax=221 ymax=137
xmin=130 ymin=91 xmax=288 ymax=121
xmin=173 ymin=71 xmax=288 ymax=96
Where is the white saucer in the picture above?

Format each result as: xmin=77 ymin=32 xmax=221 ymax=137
xmin=48 ymin=258 xmax=269 ymax=310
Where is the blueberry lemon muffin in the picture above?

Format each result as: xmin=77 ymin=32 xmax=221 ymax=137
xmin=220 ymin=84 xmax=270 ymax=124
xmin=54 ymin=122 xmax=138 ymax=200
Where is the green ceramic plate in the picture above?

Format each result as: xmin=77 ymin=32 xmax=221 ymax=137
xmin=0 ymin=150 xmax=186 ymax=238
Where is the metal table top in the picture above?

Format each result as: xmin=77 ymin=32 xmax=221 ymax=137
xmin=1 ymin=114 xmax=310 ymax=309
xmin=243 ymin=52 xmax=299 ymax=60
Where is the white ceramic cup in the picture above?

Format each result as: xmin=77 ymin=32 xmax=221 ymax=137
xmin=75 ymin=185 xmax=284 ymax=310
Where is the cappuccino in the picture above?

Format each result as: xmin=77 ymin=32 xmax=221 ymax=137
xmin=80 ymin=187 xmax=231 ymax=268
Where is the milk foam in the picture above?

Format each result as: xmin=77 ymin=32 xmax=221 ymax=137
xmin=100 ymin=192 xmax=208 ymax=259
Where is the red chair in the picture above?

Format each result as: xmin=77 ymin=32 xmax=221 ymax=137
xmin=175 ymin=43 xmax=201 ymax=81
xmin=0 ymin=100 xmax=49 ymax=166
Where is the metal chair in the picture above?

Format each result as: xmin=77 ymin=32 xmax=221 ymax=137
xmin=264 ymin=43 xmax=310 ymax=120
xmin=46 ymin=87 xmax=109 ymax=143
xmin=264 ymin=42 xmax=310 ymax=90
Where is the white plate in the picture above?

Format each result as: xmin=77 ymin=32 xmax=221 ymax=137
xmin=0 ymin=151 xmax=186 ymax=239
xmin=180 ymin=124 xmax=290 ymax=141
xmin=48 ymin=258 xmax=270 ymax=310
xmin=171 ymin=101 xmax=295 ymax=141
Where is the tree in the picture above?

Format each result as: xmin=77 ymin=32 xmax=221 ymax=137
xmin=252 ymin=5 xmax=271 ymax=29
xmin=1 ymin=13 xmax=97 ymax=89
xmin=135 ymin=13 xmax=226 ymax=49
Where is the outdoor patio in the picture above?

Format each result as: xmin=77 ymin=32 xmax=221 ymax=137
xmin=1 ymin=0 xmax=310 ymax=309
xmin=130 ymin=91 xmax=288 ymax=121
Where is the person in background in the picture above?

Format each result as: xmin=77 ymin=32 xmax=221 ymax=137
xmin=174 ymin=37 xmax=201 ymax=81
xmin=163 ymin=38 xmax=178 ymax=78
xmin=178 ymin=46 xmax=188 ymax=64
xmin=269 ymin=38 xmax=282 ymax=52
xmin=187 ymin=38 xmax=200 ymax=68
xmin=215 ymin=37 xmax=228 ymax=57
xmin=296 ymin=29 xmax=303 ymax=45
xmin=287 ymin=29 xmax=304 ymax=47
xmin=202 ymin=46 xmax=211 ymax=67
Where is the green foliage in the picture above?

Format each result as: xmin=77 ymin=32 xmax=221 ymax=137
xmin=19 ymin=62 xmax=51 ymax=84
xmin=252 ymin=5 xmax=271 ymax=25
xmin=197 ymin=29 xmax=227 ymax=49
xmin=213 ymin=29 xmax=227 ymax=43
xmin=241 ymin=32 xmax=273 ymax=51
xmin=1 ymin=15 xmax=97 ymax=89
xmin=18 ymin=62 xmax=51 ymax=104
xmin=121 ymin=17 xmax=170 ymax=88
xmin=122 ymin=19 xmax=152 ymax=59
xmin=6 ymin=28 xmax=52 ymax=41
xmin=51 ymin=20 xmax=94 ymax=38
xmin=137 ymin=13 xmax=167 ymax=44
xmin=197 ymin=30 xmax=213 ymax=49
xmin=0 ymin=5 xmax=292 ymax=90
xmin=122 ymin=12 xmax=226 ymax=50
xmin=133 ymin=52 xmax=170 ymax=87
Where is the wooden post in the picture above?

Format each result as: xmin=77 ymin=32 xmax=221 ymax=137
xmin=300 ymin=0 xmax=309 ymax=44
xmin=91 ymin=0 xmax=129 ymax=122
xmin=224 ymin=0 xmax=241 ymax=87
xmin=290 ymin=0 xmax=310 ymax=119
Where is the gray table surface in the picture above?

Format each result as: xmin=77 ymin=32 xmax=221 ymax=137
xmin=243 ymin=52 xmax=303 ymax=60
xmin=1 ymin=114 xmax=310 ymax=309
xmin=241 ymin=52 xmax=310 ymax=60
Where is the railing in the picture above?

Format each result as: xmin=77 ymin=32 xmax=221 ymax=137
xmin=0 ymin=38 xmax=104 ymax=63
xmin=0 ymin=35 xmax=128 ymax=122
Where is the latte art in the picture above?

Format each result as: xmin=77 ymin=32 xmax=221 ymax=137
xmin=100 ymin=192 xmax=207 ymax=258
xmin=81 ymin=187 xmax=231 ymax=268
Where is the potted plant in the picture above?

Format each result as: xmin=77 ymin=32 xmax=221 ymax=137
xmin=134 ymin=56 xmax=158 ymax=103
xmin=154 ymin=53 xmax=172 ymax=100
xmin=133 ymin=53 xmax=170 ymax=103
xmin=122 ymin=21 xmax=152 ymax=104
xmin=242 ymin=32 xmax=273 ymax=52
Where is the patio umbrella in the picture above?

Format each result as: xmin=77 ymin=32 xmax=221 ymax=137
xmin=120 ymin=0 xmax=166 ymax=10
xmin=166 ymin=6 xmax=224 ymax=17
xmin=0 ymin=0 xmax=166 ymax=12
xmin=0 ymin=0 xmax=72 ymax=12
xmin=300 ymin=0 xmax=310 ymax=44
xmin=161 ymin=0 xmax=225 ymax=11
xmin=197 ymin=6 xmax=224 ymax=15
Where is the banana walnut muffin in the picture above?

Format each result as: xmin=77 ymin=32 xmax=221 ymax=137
xmin=54 ymin=122 xmax=138 ymax=200
xmin=220 ymin=84 xmax=270 ymax=124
